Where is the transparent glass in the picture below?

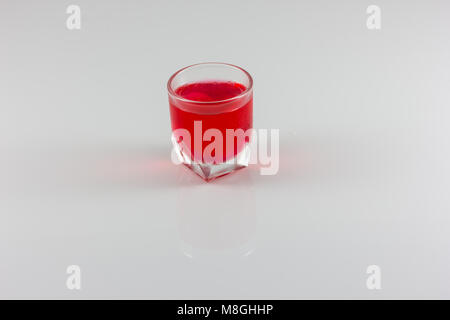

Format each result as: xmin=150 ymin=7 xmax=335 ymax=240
xmin=168 ymin=62 xmax=253 ymax=181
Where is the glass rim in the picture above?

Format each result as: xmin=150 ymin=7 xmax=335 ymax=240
xmin=167 ymin=62 xmax=253 ymax=105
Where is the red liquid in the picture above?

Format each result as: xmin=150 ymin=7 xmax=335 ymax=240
xmin=169 ymin=81 xmax=253 ymax=163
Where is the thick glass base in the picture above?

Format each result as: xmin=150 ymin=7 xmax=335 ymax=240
xmin=172 ymin=136 xmax=251 ymax=181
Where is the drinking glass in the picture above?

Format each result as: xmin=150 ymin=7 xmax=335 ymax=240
xmin=167 ymin=62 xmax=253 ymax=180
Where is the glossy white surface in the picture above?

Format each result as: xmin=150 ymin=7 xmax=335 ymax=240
xmin=1 ymin=0 xmax=449 ymax=298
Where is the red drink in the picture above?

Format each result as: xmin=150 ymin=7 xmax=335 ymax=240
xmin=169 ymin=80 xmax=253 ymax=162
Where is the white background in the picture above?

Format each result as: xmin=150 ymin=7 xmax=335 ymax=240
xmin=1 ymin=0 xmax=449 ymax=298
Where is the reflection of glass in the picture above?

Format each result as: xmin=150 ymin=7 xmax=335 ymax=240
xmin=175 ymin=171 xmax=257 ymax=259
xmin=168 ymin=63 xmax=253 ymax=181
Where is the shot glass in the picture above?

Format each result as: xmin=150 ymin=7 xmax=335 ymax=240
xmin=167 ymin=62 xmax=253 ymax=181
